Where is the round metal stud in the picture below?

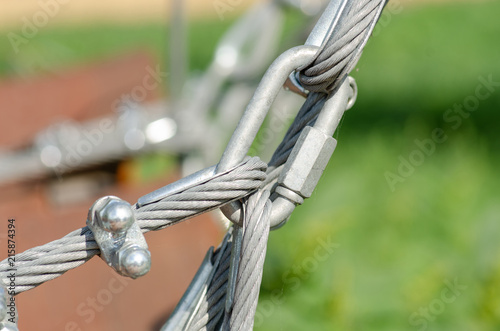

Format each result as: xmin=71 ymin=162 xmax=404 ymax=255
xmin=88 ymin=195 xmax=151 ymax=279
xmin=97 ymin=198 xmax=135 ymax=234
xmin=118 ymin=245 xmax=151 ymax=279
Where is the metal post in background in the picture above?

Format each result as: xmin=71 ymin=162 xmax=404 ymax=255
xmin=169 ymin=0 xmax=187 ymax=102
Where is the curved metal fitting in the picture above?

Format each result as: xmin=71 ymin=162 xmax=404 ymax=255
xmin=304 ymin=0 xmax=350 ymax=48
xmin=87 ymin=196 xmax=151 ymax=279
xmin=138 ymin=165 xmax=217 ymax=208
xmin=270 ymin=76 xmax=357 ymax=229
xmin=284 ymin=73 xmax=309 ymax=98
xmin=284 ymin=0 xmax=351 ymax=97
xmin=215 ymin=45 xmax=320 ymax=224
xmin=137 ymin=159 xmax=252 ymax=208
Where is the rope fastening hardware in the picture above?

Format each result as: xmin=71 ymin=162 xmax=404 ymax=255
xmin=214 ymin=53 xmax=357 ymax=228
xmin=285 ymin=0 xmax=351 ymax=97
xmin=214 ymin=45 xmax=320 ymax=225
xmin=87 ymin=196 xmax=151 ymax=279
xmin=270 ymin=75 xmax=357 ymax=229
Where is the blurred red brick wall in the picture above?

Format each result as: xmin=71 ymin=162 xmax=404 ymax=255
xmin=0 ymin=52 xmax=159 ymax=150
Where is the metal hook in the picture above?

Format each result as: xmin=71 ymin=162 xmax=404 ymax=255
xmin=215 ymin=1 xmax=362 ymax=226
xmin=215 ymin=45 xmax=320 ymax=224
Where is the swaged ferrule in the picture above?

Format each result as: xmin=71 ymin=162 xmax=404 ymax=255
xmin=87 ymin=196 xmax=151 ymax=279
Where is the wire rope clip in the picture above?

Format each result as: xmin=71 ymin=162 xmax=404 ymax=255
xmin=87 ymin=196 xmax=151 ymax=279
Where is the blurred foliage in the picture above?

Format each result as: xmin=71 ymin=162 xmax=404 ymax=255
xmin=0 ymin=0 xmax=499 ymax=330
xmin=351 ymin=0 xmax=500 ymax=145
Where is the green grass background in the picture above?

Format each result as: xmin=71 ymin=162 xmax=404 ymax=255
xmin=1 ymin=1 xmax=499 ymax=330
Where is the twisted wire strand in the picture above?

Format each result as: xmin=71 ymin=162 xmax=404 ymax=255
xmin=182 ymin=190 xmax=271 ymax=331
xmin=188 ymin=239 xmax=232 ymax=331
xmin=3 ymin=2 xmax=390 ymax=328
xmin=0 ymin=157 xmax=267 ymax=294
xmin=299 ymin=0 xmax=387 ymax=93
xmin=222 ymin=190 xmax=271 ymax=331
xmin=268 ymin=91 xmax=326 ymax=170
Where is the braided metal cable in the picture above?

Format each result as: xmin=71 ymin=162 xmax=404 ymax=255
xmin=222 ymin=190 xmax=271 ymax=331
xmin=0 ymin=157 xmax=267 ymax=294
xmin=268 ymin=91 xmax=326 ymax=170
xmin=183 ymin=190 xmax=271 ymax=331
xmin=298 ymin=0 xmax=387 ymax=93
xmin=188 ymin=239 xmax=232 ymax=331
xmin=135 ymin=157 xmax=267 ymax=232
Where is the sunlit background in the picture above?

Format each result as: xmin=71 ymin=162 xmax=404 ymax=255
xmin=0 ymin=0 xmax=499 ymax=330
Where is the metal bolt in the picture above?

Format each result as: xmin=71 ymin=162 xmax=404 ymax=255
xmin=88 ymin=196 xmax=151 ymax=279
xmin=279 ymin=126 xmax=337 ymax=198
xmin=97 ymin=198 xmax=134 ymax=235
xmin=118 ymin=245 xmax=151 ymax=279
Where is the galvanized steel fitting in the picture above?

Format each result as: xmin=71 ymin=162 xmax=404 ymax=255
xmin=87 ymin=196 xmax=151 ymax=279
xmin=270 ymin=76 xmax=357 ymax=229
xmin=0 ymin=285 xmax=7 ymax=324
